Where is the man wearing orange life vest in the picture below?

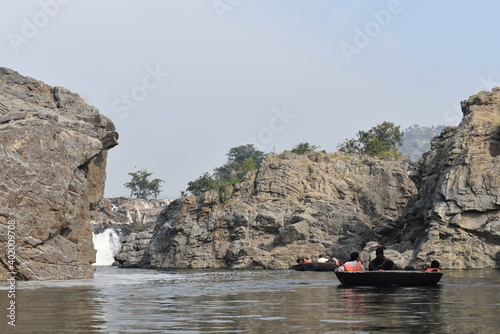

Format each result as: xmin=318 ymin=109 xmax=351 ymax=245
xmin=336 ymin=252 xmax=365 ymax=272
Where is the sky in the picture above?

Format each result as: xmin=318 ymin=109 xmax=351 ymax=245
xmin=2 ymin=0 xmax=500 ymax=199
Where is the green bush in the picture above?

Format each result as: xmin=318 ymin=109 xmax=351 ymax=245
xmin=337 ymin=121 xmax=403 ymax=158
xmin=290 ymin=142 xmax=321 ymax=155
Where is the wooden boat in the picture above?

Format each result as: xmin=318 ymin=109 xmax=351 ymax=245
xmin=335 ymin=270 xmax=443 ymax=286
xmin=291 ymin=262 xmax=339 ymax=272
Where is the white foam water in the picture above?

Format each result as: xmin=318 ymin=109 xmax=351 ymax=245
xmin=92 ymin=228 xmax=122 ymax=266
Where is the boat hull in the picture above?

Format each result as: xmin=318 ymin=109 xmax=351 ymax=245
xmin=291 ymin=263 xmax=339 ymax=272
xmin=335 ymin=270 xmax=443 ymax=286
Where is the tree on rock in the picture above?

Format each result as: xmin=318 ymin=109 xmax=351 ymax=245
xmin=124 ymin=169 xmax=164 ymax=199
xmin=186 ymin=172 xmax=216 ymax=196
xmin=337 ymin=121 xmax=403 ymax=158
xmin=214 ymin=144 xmax=267 ymax=179
xmin=290 ymin=142 xmax=321 ymax=155
xmin=185 ymin=144 xmax=268 ymax=201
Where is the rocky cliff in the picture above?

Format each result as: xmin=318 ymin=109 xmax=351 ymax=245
xmin=118 ymin=152 xmax=416 ymax=269
xmin=117 ymin=88 xmax=500 ymax=270
xmin=0 ymin=68 xmax=118 ymax=280
xmin=395 ymin=88 xmax=500 ymax=269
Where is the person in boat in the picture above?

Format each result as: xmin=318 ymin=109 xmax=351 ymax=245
xmin=425 ymin=260 xmax=441 ymax=272
xmin=368 ymin=247 xmax=397 ymax=271
xmin=317 ymin=254 xmax=328 ymax=263
xmin=335 ymin=252 xmax=365 ymax=271
xmin=303 ymin=257 xmax=312 ymax=263
xmin=328 ymin=256 xmax=340 ymax=265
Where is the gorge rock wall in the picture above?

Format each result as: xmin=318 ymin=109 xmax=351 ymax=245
xmin=395 ymin=88 xmax=500 ymax=269
xmin=123 ymin=152 xmax=416 ymax=269
xmin=117 ymin=88 xmax=499 ymax=271
xmin=0 ymin=68 xmax=118 ymax=280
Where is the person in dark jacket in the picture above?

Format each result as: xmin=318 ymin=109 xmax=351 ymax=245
xmin=368 ymin=247 xmax=396 ymax=270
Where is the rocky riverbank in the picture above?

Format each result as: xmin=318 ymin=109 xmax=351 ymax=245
xmin=116 ymin=88 xmax=500 ymax=270
xmin=116 ymin=152 xmax=417 ymax=269
xmin=2 ymin=65 xmax=497 ymax=280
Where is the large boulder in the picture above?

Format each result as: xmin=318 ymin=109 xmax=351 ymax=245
xmin=0 ymin=68 xmax=118 ymax=280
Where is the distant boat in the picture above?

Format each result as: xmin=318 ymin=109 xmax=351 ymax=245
xmin=291 ymin=262 xmax=339 ymax=272
xmin=335 ymin=270 xmax=443 ymax=286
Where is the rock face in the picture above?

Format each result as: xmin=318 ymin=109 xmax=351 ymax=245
xmin=124 ymin=152 xmax=416 ymax=269
xmin=0 ymin=68 xmax=118 ymax=280
xmin=396 ymin=88 xmax=500 ymax=269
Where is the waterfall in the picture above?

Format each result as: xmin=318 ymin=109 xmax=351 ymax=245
xmin=93 ymin=228 xmax=122 ymax=266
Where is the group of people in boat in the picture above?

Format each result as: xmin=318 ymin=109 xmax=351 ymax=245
xmin=333 ymin=247 xmax=440 ymax=272
xmin=296 ymin=254 xmax=340 ymax=265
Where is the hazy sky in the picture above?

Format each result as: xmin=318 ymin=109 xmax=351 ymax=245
xmin=2 ymin=0 xmax=500 ymax=199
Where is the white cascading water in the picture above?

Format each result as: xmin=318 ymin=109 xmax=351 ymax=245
xmin=92 ymin=228 xmax=122 ymax=266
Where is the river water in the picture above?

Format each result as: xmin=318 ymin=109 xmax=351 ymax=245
xmin=1 ymin=267 xmax=499 ymax=333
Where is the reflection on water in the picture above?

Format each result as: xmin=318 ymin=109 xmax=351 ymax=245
xmin=334 ymin=285 xmax=444 ymax=333
xmin=1 ymin=268 xmax=499 ymax=333
xmin=15 ymin=287 xmax=107 ymax=333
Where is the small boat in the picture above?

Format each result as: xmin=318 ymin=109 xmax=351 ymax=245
xmin=291 ymin=262 xmax=339 ymax=272
xmin=335 ymin=270 xmax=443 ymax=286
